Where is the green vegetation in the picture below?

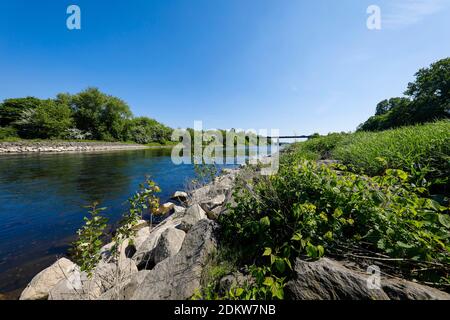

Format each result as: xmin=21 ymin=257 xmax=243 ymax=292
xmin=289 ymin=121 xmax=449 ymax=196
xmin=71 ymin=178 xmax=161 ymax=276
xmin=0 ymin=88 xmax=173 ymax=144
xmin=192 ymin=119 xmax=450 ymax=300
xmin=211 ymin=127 xmax=450 ymax=299
xmin=70 ymin=202 xmax=108 ymax=276
xmin=359 ymin=58 xmax=450 ymax=131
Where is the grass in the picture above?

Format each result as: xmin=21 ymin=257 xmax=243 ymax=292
xmin=287 ymin=120 xmax=450 ymax=196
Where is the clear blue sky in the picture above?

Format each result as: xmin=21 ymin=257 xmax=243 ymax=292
xmin=1 ymin=0 xmax=449 ymax=135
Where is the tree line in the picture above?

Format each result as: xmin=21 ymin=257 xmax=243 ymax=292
xmin=0 ymin=88 xmax=172 ymax=144
xmin=358 ymin=57 xmax=450 ymax=132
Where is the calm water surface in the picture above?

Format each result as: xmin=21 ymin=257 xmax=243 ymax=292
xmin=0 ymin=148 xmax=242 ymax=297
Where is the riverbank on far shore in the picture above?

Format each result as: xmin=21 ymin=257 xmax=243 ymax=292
xmin=0 ymin=141 xmax=168 ymax=154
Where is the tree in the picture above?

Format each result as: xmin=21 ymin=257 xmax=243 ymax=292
xmin=405 ymin=58 xmax=450 ymax=123
xmin=358 ymin=57 xmax=450 ymax=131
xmin=0 ymin=97 xmax=43 ymax=127
xmin=69 ymin=88 xmax=132 ymax=140
xmin=15 ymin=99 xmax=73 ymax=139
xmin=125 ymin=117 xmax=172 ymax=144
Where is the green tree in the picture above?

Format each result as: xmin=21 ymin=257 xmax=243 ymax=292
xmin=14 ymin=99 xmax=73 ymax=138
xmin=69 ymin=88 xmax=132 ymax=140
xmin=405 ymin=57 xmax=450 ymax=123
xmin=359 ymin=57 xmax=450 ymax=132
xmin=125 ymin=117 xmax=172 ymax=144
xmin=0 ymin=97 xmax=43 ymax=127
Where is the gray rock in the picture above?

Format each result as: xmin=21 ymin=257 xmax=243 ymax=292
xmin=153 ymin=228 xmax=186 ymax=265
xmin=382 ymin=278 xmax=450 ymax=300
xmin=171 ymin=191 xmax=188 ymax=202
xmin=200 ymin=194 xmax=226 ymax=211
xmin=132 ymin=214 xmax=183 ymax=268
xmin=173 ymin=205 xmax=186 ymax=215
xmin=49 ymin=258 xmax=138 ymax=300
xmin=177 ymin=204 xmax=207 ymax=232
xmin=20 ymin=258 xmax=77 ymax=300
xmin=286 ymin=258 xmax=450 ymax=300
xmin=122 ymin=219 xmax=219 ymax=300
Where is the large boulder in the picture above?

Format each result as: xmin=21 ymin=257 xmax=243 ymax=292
xmin=132 ymin=213 xmax=184 ymax=268
xmin=20 ymin=258 xmax=77 ymax=300
xmin=153 ymin=228 xmax=186 ymax=265
xmin=49 ymin=258 xmax=138 ymax=300
xmin=177 ymin=204 xmax=207 ymax=232
xmin=121 ymin=219 xmax=219 ymax=300
xmin=286 ymin=258 xmax=450 ymax=300
xmin=171 ymin=191 xmax=188 ymax=203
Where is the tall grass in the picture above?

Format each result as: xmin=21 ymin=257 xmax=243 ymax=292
xmin=334 ymin=121 xmax=449 ymax=184
xmin=289 ymin=120 xmax=450 ymax=195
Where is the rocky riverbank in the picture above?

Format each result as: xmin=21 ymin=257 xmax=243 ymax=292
xmin=18 ymin=165 xmax=450 ymax=300
xmin=0 ymin=141 xmax=149 ymax=154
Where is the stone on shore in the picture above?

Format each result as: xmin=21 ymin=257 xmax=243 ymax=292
xmin=48 ymin=258 xmax=138 ymax=300
xmin=153 ymin=228 xmax=186 ymax=265
xmin=177 ymin=204 xmax=207 ymax=232
xmin=122 ymin=219 xmax=219 ymax=300
xmin=285 ymin=258 xmax=450 ymax=300
xmin=171 ymin=191 xmax=188 ymax=202
xmin=20 ymin=258 xmax=77 ymax=300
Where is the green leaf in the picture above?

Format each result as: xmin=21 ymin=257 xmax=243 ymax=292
xmin=333 ymin=208 xmax=343 ymax=218
xmin=274 ymin=258 xmax=286 ymax=273
xmin=306 ymin=243 xmax=318 ymax=258
xmin=438 ymin=214 xmax=450 ymax=228
xmin=291 ymin=232 xmax=302 ymax=241
xmin=317 ymin=245 xmax=325 ymax=257
xmin=263 ymin=277 xmax=274 ymax=286
xmin=263 ymin=247 xmax=272 ymax=256
xmin=260 ymin=216 xmax=270 ymax=227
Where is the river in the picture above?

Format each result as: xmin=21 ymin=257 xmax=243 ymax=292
xmin=0 ymin=147 xmax=259 ymax=298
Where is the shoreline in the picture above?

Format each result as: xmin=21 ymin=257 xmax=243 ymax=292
xmin=0 ymin=141 xmax=165 ymax=154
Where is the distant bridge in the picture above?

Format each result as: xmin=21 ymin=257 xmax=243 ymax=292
xmin=269 ymin=135 xmax=312 ymax=139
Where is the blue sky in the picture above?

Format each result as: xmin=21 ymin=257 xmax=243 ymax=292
xmin=1 ymin=0 xmax=449 ymax=135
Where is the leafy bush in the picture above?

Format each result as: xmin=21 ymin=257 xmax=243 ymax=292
xmin=333 ymin=120 xmax=450 ymax=193
xmin=14 ymin=100 xmax=73 ymax=139
xmin=286 ymin=133 xmax=349 ymax=160
xmin=0 ymin=126 xmax=19 ymax=140
xmin=220 ymin=159 xmax=450 ymax=298
xmin=0 ymin=97 xmax=43 ymax=127
xmin=71 ymin=178 xmax=161 ymax=274
xmin=288 ymin=121 xmax=449 ymax=196
xmin=71 ymin=202 xmax=108 ymax=275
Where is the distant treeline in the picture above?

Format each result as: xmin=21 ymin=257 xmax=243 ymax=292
xmin=0 ymin=88 xmax=172 ymax=144
xmin=358 ymin=57 xmax=450 ymax=132
xmin=0 ymin=87 xmax=269 ymax=146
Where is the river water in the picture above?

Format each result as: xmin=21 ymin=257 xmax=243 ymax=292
xmin=0 ymin=147 xmax=261 ymax=298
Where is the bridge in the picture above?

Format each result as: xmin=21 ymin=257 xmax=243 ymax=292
xmin=269 ymin=135 xmax=312 ymax=139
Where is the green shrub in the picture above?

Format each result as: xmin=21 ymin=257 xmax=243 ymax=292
xmin=288 ymin=121 xmax=450 ymax=196
xmin=70 ymin=202 xmax=108 ymax=276
xmin=333 ymin=120 xmax=450 ymax=192
xmin=286 ymin=133 xmax=349 ymax=161
xmin=220 ymin=160 xmax=450 ymax=298
xmin=0 ymin=126 xmax=19 ymax=140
